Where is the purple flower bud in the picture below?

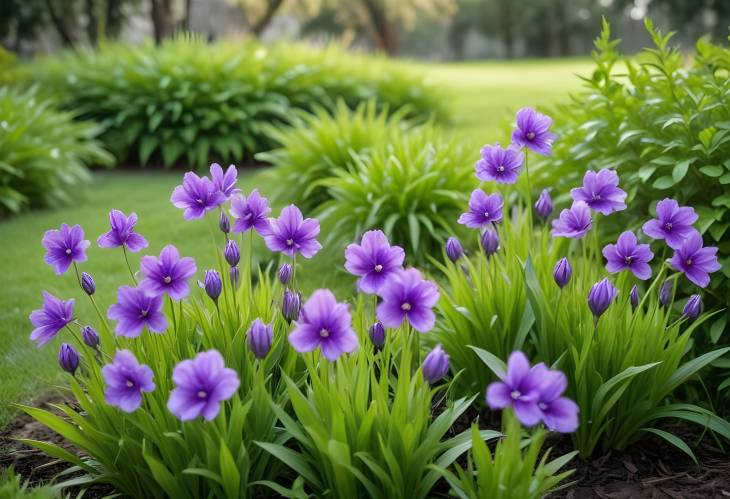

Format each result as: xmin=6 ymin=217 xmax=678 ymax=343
xmin=278 ymin=263 xmax=293 ymax=285
xmin=204 ymin=270 xmax=222 ymax=302
xmin=81 ymin=272 xmax=95 ymax=295
xmin=219 ymin=211 xmax=230 ymax=233
xmin=587 ymin=278 xmax=619 ymax=318
xmin=682 ymin=294 xmax=701 ymax=319
xmin=659 ymin=280 xmax=674 ymax=307
xmin=369 ymin=321 xmax=385 ymax=349
xmin=82 ymin=325 xmax=99 ymax=349
xmin=58 ymin=343 xmax=79 ymax=375
xmin=229 ymin=266 xmax=239 ymax=286
xmin=224 ymin=240 xmax=240 ymax=267
xmin=480 ymin=229 xmax=499 ymax=256
xmin=422 ymin=345 xmax=449 ymax=384
xmin=534 ymin=189 xmax=553 ymax=220
xmin=630 ymin=285 xmax=639 ymax=312
xmin=282 ymin=289 xmax=301 ymax=323
xmin=445 ymin=237 xmax=463 ymax=262
xmin=553 ymin=258 xmax=571 ymax=288
xmin=247 ymin=318 xmax=273 ymax=359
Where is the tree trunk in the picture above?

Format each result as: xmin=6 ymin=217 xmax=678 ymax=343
xmin=85 ymin=0 xmax=98 ymax=44
xmin=151 ymin=0 xmax=175 ymax=44
xmin=251 ymin=0 xmax=285 ymax=36
xmin=44 ymin=0 xmax=77 ymax=47
xmin=360 ymin=0 xmax=398 ymax=55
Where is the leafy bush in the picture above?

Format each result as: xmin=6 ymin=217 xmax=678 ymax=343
xmin=26 ymin=37 xmax=445 ymax=168
xmin=0 ymin=86 xmax=113 ymax=216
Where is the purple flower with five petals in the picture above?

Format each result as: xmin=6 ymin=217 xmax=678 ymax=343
xmin=170 ymin=172 xmax=226 ymax=220
xmin=263 ymin=205 xmax=322 ymax=258
xmin=139 ymin=245 xmax=197 ymax=299
xmin=602 ymin=231 xmax=654 ymax=280
xmin=511 ymin=108 xmax=557 ymax=156
xmin=458 ymin=189 xmax=503 ymax=229
xmin=29 ymin=292 xmax=74 ymax=347
xmin=551 ymin=201 xmax=592 ymax=239
xmin=486 ymin=351 xmax=544 ymax=426
xmin=344 ymin=230 xmax=405 ymax=294
xmin=229 ymin=190 xmax=271 ymax=235
xmin=570 ymin=169 xmax=627 ymax=215
xmin=42 ymin=223 xmax=90 ymax=275
xmin=533 ymin=365 xmax=579 ymax=433
xmin=642 ymin=198 xmax=699 ymax=250
xmin=102 ymin=350 xmax=155 ymax=413
xmin=475 ymin=144 xmax=524 ymax=184
xmin=376 ymin=268 xmax=440 ymax=332
xmin=210 ymin=163 xmax=239 ymax=198
xmin=107 ymin=286 xmax=167 ymax=337
xmin=669 ymin=231 xmax=721 ymax=288
xmin=97 ymin=210 xmax=148 ymax=252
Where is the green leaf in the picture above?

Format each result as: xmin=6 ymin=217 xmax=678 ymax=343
xmin=710 ymin=315 xmax=727 ymax=343
xmin=468 ymin=346 xmax=506 ymax=379
xmin=699 ymin=165 xmax=724 ymax=177
xmin=652 ymin=176 xmax=674 ymax=189
xmin=671 ymin=159 xmax=692 ymax=182
xmin=138 ymin=135 xmax=158 ymax=165
xmin=640 ymin=428 xmax=697 ymax=465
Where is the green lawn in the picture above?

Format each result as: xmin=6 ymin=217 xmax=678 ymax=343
xmin=0 ymin=58 xmax=590 ymax=428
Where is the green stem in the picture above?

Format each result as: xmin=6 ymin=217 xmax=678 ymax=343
xmin=122 ymin=246 xmax=137 ymax=285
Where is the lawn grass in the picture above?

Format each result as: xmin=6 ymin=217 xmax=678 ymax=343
xmin=0 ymin=57 xmax=590 ymax=428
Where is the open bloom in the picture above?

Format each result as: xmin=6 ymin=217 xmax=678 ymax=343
xmin=486 ymin=351 xmax=544 ymax=426
xmin=551 ymin=201 xmax=592 ymax=239
xmin=264 ymin=205 xmax=322 ymax=258
xmin=344 ymin=230 xmax=405 ymax=294
xmin=167 ymin=350 xmax=240 ymax=421
xmin=602 ymin=231 xmax=654 ymax=280
xmin=97 ymin=209 xmax=148 ymax=252
xmin=458 ymin=189 xmax=503 ymax=229
xmin=533 ymin=365 xmax=579 ymax=433
xmin=475 ymin=144 xmax=524 ymax=184
xmin=140 ymin=245 xmax=197 ymax=299
xmin=102 ymin=350 xmax=155 ymax=413
xmin=642 ymin=198 xmax=699 ymax=250
xmin=42 ymin=223 xmax=89 ymax=275
xmin=210 ymin=163 xmax=239 ymax=198
xmin=29 ymin=292 xmax=74 ymax=347
xmin=229 ymin=189 xmax=271 ymax=234
xmin=669 ymin=231 xmax=721 ymax=288
xmin=511 ymin=107 xmax=556 ymax=156
xmin=170 ymin=172 xmax=226 ymax=220
xmin=570 ymin=169 xmax=627 ymax=215
xmin=376 ymin=268 xmax=440 ymax=332
xmin=289 ymin=289 xmax=358 ymax=361
xmin=587 ymin=278 xmax=618 ymax=318
xmin=107 ymin=286 xmax=167 ymax=337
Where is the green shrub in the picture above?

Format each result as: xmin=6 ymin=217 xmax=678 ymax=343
xmin=26 ymin=37 xmax=445 ymax=168
xmin=0 ymin=468 xmax=57 ymax=499
xmin=0 ymin=86 xmax=113 ymax=216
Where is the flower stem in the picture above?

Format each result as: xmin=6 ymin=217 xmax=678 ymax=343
xmin=122 ymin=246 xmax=137 ymax=285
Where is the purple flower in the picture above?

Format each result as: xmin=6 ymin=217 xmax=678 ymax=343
xmin=82 ymin=325 xmax=99 ymax=348
xmin=602 ymin=231 xmax=654 ymax=280
xmin=29 ymin=292 xmax=74 ymax=347
xmin=224 ymin=239 xmax=240 ymax=267
xmin=486 ymin=351 xmax=544 ymax=426
xmin=81 ymin=272 xmax=96 ymax=295
xmin=553 ymin=258 xmax=571 ymax=288
xmin=630 ymin=285 xmax=640 ymax=312
xmin=97 ymin=210 xmax=148 ymax=252
xmin=376 ymin=268 xmax=440 ymax=333
xmin=247 ymin=319 xmax=273 ymax=359
xmin=445 ymin=237 xmax=463 ymax=262
xmin=210 ymin=163 xmax=239 ymax=198
xmin=42 ymin=223 xmax=90 ymax=275
xmin=170 ymin=172 xmax=226 ymax=220
xmin=669 ymin=231 xmax=721 ymax=288
xmin=369 ymin=321 xmax=385 ymax=349
xmin=230 ymin=189 xmax=271 ymax=235
xmin=659 ymin=280 xmax=674 ymax=307
xmin=587 ymin=278 xmax=618 ymax=318
xmin=58 ymin=343 xmax=79 ymax=375
xmin=683 ymin=294 xmax=701 ymax=319
xmin=264 ymin=205 xmax=322 ymax=259
xmin=534 ymin=366 xmax=579 ymax=433
xmin=344 ymin=230 xmax=405 ymax=294
xmin=422 ymin=345 xmax=450 ymax=384
xmin=642 ymin=199 xmax=699 ymax=250
xmin=167 ymin=350 xmax=240 ymax=421
xmin=288 ymin=289 xmax=358 ymax=361
xmin=570 ymin=169 xmax=627 ymax=216
xmin=551 ymin=201 xmax=592 ymax=239
xmin=511 ymin=108 xmax=556 ymax=156
xmin=480 ymin=229 xmax=499 ymax=256
xmin=475 ymin=144 xmax=524 ymax=184
xmin=204 ymin=270 xmax=222 ymax=302
xmin=102 ymin=350 xmax=155 ymax=413
xmin=534 ymin=189 xmax=553 ymax=220
xmin=219 ymin=211 xmax=231 ymax=234
xmin=139 ymin=245 xmax=197 ymax=300
xmin=278 ymin=263 xmax=293 ymax=285
xmin=282 ymin=289 xmax=301 ymax=323
xmin=458 ymin=189 xmax=504 ymax=229
xmin=107 ymin=286 xmax=167 ymax=338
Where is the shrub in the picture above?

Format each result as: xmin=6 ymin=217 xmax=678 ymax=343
xmin=0 ymin=86 xmax=113 ymax=216
xmin=25 ymin=37 xmax=445 ymax=168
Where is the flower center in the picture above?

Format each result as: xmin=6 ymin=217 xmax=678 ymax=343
xmin=197 ymin=390 xmax=207 ymax=399
xmin=665 ymin=222 xmax=673 ymax=231
xmin=483 ymin=211 xmax=490 ymax=219
xmin=624 ymin=256 xmax=633 ymax=264
xmin=65 ymin=248 xmax=72 ymax=255
xmin=374 ymin=264 xmax=383 ymax=273
xmin=126 ymin=380 xmax=134 ymax=388
xmin=538 ymin=402 xmax=548 ymax=410
xmin=319 ymin=328 xmax=330 ymax=338
xmin=401 ymin=302 xmax=411 ymax=311
xmin=286 ymin=238 xmax=294 ymax=246
xmin=526 ymin=132 xmax=535 ymax=140
xmin=686 ymin=258 xmax=692 ymax=266
xmin=497 ymin=165 xmax=505 ymax=172
xmin=592 ymin=193 xmax=601 ymax=201
xmin=196 ymin=198 xmax=204 ymax=205
xmin=140 ymin=309 xmax=148 ymax=318
xmin=164 ymin=276 xmax=172 ymax=284
xmin=510 ymin=390 xmax=521 ymax=400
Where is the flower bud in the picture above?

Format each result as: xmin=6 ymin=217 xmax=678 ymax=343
xmin=224 ymin=239 xmax=240 ymax=267
xmin=82 ymin=325 xmax=100 ymax=349
xmin=587 ymin=278 xmax=618 ymax=318
xmin=682 ymin=294 xmax=701 ymax=320
xmin=422 ymin=345 xmax=449 ymax=384
xmin=445 ymin=237 xmax=464 ymax=262
xmin=204 ymin=269 xmax=222 ymax=302
xmin=659 ymin=280 xmax=674 ymax=307
xmin=247 ymin=318 xmax=273 ymax=359
xmin=281 ymin=289 xmax=301 ymax=323
xmin=534 ymin=189 xmax=553 ymax=220
xmin=81 ymin=272 xmax=96 ymax=296
xmin=219 ymin=211 xmax=230 ymax=234
xmin=229 ymin=266 xmax=240 ymax=286
xmin=630 ymin=285 xmax=639 ymax=312
xmin=553 ymin=257 xmax=571 ymax=288
xmin=58 ymin=343 xmax=79 ymax=375
xmin=278 ymin=263 xmax=293 ymax=285
xmin=369 ymin=321 xmax=385 ymax=349
xmin=480 ymin=229 xmax=499 ymax=256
